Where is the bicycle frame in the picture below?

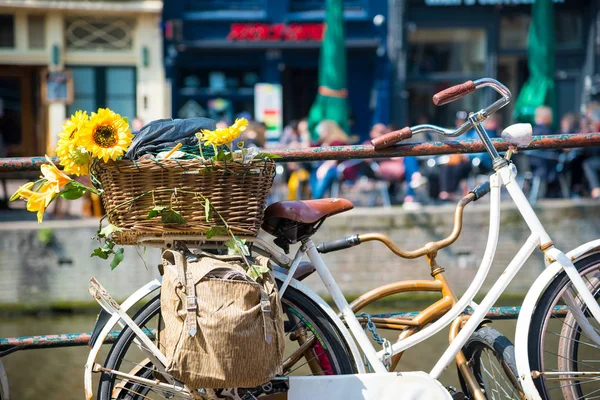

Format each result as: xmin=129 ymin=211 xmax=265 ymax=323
xmin=83 ymin=162 xmax=600 ymax=400
xmin=282 ymin=161 xmax=600 ymax=399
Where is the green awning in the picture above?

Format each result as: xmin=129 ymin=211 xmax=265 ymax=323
xmin=307 ymin=0 xmax=349 ymax=141
xmin=514 ymin=0 xmax=556 ymax=124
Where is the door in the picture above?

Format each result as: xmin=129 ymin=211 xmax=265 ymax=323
xmin=0 ymin=66 xmax=42 ymax=156
xmin=282 ymin=67 xmax=318 ymax=124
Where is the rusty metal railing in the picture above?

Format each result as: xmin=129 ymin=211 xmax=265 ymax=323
xmin=0 ymin=306 xmax=568 ymax=353
xmin=1 ymin=133 xmax=600 ymax=172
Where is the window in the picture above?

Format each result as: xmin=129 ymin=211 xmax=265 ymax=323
xmin=500 ymin=15 xmax=529 ymax=49
xmin=500 ymin=10 xmax=583 ymax=50
xmin=65 ymin=17 xmax=134 ymax=50
xmin=67 ymin=67 xmax=136 ymax=121
xmin=28 ymin=15 xmax=46 ymax=50
xmin=408 ymin=28 xmax=487 ymax=76
xmin=0 ymin=14 xmax=15 ymax=48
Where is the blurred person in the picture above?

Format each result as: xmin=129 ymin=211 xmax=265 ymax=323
xmin=280 ymin=120 xmax=300 ymax=147
xmin=560 ymin=113 xmax=578 ymax=134
xmin=582 ymin=105 xmax=600 ymax=198
xmin=586 ymin=102 xmax=600 ymax=132
xmin=364 ymin=123 xmax=406 ymax=202
xmin=297 ymin=119 xmax=312 ymax=147
xmin=282 ymin=119 xmax=312 ymax=200
xmin=557 ymin=113 xmax=586 ymax=198
xmin=310 ymin=120 xmax=353 ymax=199
xmin=437 ymin=114 xmax=473 ymax=201
xmin=132 ymin=117 xmax=144 ymax=132
xmin=528 ymin=106 xmax=559 ymax=198
xmin=241 ymin=121 xmax=266 ymax=148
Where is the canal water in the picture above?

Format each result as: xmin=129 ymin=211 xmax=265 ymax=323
xmin=1 ymin=306 xmax=518 ymax=399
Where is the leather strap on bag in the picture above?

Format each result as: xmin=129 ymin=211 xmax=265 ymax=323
xmin=164 ymin=249 xmax=276 ymax=341
xmin=168 ymin=250 xmax=199 ymax=337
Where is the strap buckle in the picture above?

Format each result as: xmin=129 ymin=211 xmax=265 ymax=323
xmin=260 ymin=296 xmax=271 ymax=313
xmin=186 ymin=295 xmax=197 ymax=311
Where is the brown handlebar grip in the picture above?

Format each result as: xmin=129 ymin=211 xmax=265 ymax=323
xmin=432 ymin=81 xmax=476 ymax=106
xmin=371 ymin=127 xmax=413 ymax=150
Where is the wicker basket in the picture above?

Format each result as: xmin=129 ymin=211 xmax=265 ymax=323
xmin=94 ymin=158 xmax=275 ymax=245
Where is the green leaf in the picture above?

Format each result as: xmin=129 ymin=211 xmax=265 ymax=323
xmin=256 ymin=152 xmax=282 ymax=160
xmin=91 ymin=247 xmax=110 ymax=260
xmin=110 ymin=248 xmax=125 ymax=270
xmin=123 ymin=117 xmax=129 ymax=125
xmin=146 ymin=206 xmax=167 ymax=219
xmin=204 ymin=198 xmax=211 ymax=222
xmin=226 ymin=236 xmax=249 ymax=256
xmin=99 ymin=224 xmax=122 ymax=238
xmin=60 ymin=186 xmax=87 ymax=200
xmin=247 ymin=264 xmax=270 ymax=281
xmin=205 ymin=226 xmax=227 ymax=240
xmin=161 ymin=209 xmax=186 ymax=224
xmin=214 ymin=149 xmax=233 ymax=162
xmin=38 ymin=228 xmax=54 ymax=245
xmin=224 ymin=238 xmax=238 ymax=253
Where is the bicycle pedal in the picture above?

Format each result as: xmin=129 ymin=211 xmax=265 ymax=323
xmin=446 ymin=386 xmax=466 ymax=400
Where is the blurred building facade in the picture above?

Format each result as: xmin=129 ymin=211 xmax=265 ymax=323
xmin=162 ymin=0 xmax=390 ymax=141
xmin=0 ymin=0 xmax=166 ymax=157
xmin=391 ymin=0 xmax=599 ymax=128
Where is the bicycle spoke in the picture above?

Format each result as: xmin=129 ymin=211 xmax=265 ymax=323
xmin=480 ymin=350 xmax=514 ymax=399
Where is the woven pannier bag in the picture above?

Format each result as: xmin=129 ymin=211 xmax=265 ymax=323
xmin=158 ymin=249 xmax=285 ymax=389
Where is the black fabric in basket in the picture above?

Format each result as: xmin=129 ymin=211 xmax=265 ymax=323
xmin=125 ymin=118 xmax=217 ymax=160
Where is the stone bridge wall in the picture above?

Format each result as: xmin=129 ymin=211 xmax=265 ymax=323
xmin=1 ymin=199 xmax=599 ymax=307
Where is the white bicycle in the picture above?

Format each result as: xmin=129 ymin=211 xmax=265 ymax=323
xmin=84 ymin=78 xmax=600 ymax=400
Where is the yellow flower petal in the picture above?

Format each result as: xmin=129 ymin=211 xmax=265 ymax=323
xmin=79 ymin=108 xmax=132 ymax=162
xmin=199 ymin=118 xmax=247 ymax=147
xmin=26 ymin=183 xmax=55 ymax=223
xmin=41 ymin=157 xmax=72 ymax=193
xmin=56 ymin=111 xmax=90 ymax=176
xmin=10 ymin=181 xmax=35 ymax=202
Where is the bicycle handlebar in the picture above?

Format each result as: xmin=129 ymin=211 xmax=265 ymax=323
xmin=316 ymin=189 xmax=491 ymax=260
xmin=370 ymin=78 xmax=512 ymax=150
xmin=432 ymin=80 xmax=476 ymax=106
xmin=371 ymin=127 xmax=413 ymax=150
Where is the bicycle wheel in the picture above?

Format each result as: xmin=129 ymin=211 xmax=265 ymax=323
xmin=529 ymin=252 xmax=600 ymax=399
xmin=97 ymin=284 xmax=357 ymax=399
xmin=460 ymin=326 xmax=523 ymax=399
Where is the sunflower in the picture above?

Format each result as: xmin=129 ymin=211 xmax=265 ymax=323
xmin=56 ymin=111 xmax=91 ymax=176
xmin=79 ymin=108 xmax=132 ymax=163
xmin=198 ymin=118 xmax=248 ymax=148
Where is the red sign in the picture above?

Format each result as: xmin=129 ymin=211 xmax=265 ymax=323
xmin=228 ymin=23 xmax=324 ymax=41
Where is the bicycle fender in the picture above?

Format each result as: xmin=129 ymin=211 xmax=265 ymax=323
xmin=514 ymin=238 xmax=600 ymax=400
xmin=84 ymin=277 xmax=162 ymax=400
xmin=288 ymin=372 xmax=451 ymax=400
xmin=273 ymin=271 xmax=366 ymax=374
